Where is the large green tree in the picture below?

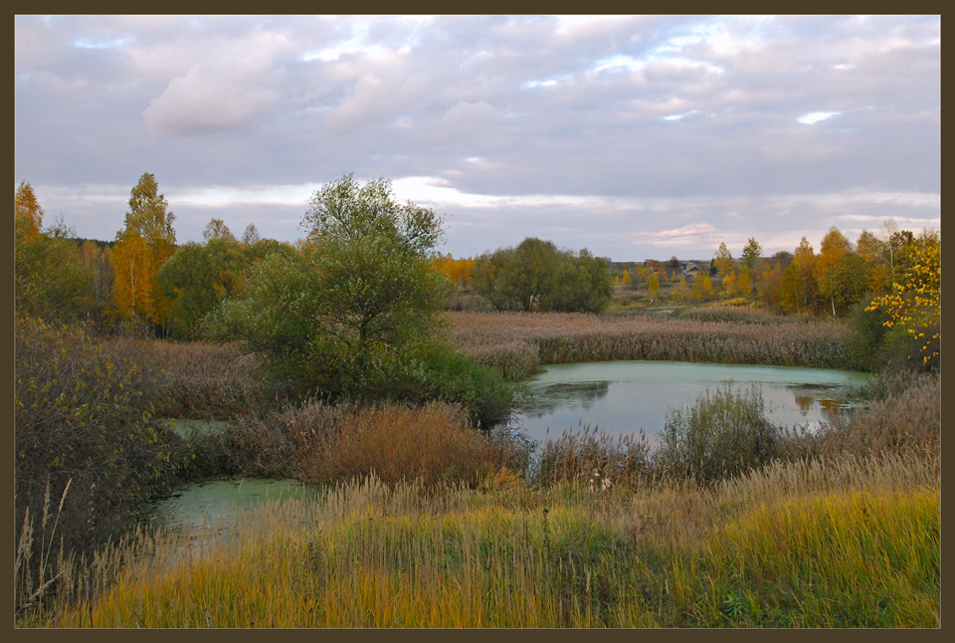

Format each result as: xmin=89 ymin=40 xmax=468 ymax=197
xmin=210 ymin=175 xmax=456 ymax=402
xmin=471 ymin=237 xmax=612 ymax=313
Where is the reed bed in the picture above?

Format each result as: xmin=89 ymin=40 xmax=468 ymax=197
xmin=149 ymin=340 xmax=281 ymax=420
xmin=446 ymin=311 xmax=852 ymax=380
xmin=37 ymin=449 xmax=938 ymax=628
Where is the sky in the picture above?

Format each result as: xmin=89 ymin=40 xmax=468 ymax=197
xmin=14 ymin=14 xmax=940 ymax=261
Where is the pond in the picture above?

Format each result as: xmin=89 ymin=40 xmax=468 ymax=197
xmin=153 ymin=478 xmax=313 ymax=531
xmin=514 ymin=360 xmax=871 ymax=445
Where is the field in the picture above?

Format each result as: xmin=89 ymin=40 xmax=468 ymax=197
xmin=15 ymin=311 xmax=940 ymax=628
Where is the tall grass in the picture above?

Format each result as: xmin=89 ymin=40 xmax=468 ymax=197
xmin=447 ymin=311 xmax=852 ymax=380
xmin=37 ymin=449 xmax=938 ymax=628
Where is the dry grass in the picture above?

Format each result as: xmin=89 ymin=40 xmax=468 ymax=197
xmin=446 ymin=311 xmax=852 ymax=380
xmin=35 ymin=450 xmax=938 ymax=628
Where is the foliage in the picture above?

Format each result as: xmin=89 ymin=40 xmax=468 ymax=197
xmin=740 ymin=237 xmax=762 ymax=271
xmin=865 ymin=230 xmax=940 ymax=368
xmin=111 ymin=173 xmax=177 ymax=334
xmin=14 ymin=316 xmax=191 ymax=617
xmin=209 ymin=175 xmax=510 ymax=423
xmin=156 ymin=237 xmax=252 ymax=340
xmin=656 ymin=384 xmax=780 ymax=485
xmin=14 ymin=182 xmax=92 ymax=322
xmin=471 ymin=237 xmax=613 ymax=313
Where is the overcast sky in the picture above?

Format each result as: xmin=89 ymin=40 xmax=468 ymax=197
xmin=15 ymin=14 xmax=940 ymax=261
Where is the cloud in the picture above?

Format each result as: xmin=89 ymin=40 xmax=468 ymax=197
xmin=15 ymin=15 xmax=940 ymax=260
xmin=427 ymin=101 xmax=495 ymax=145
xmin=144 ymin=69 xmax=281 ymax=137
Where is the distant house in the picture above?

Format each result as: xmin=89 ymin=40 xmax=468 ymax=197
xmin=682 ymin=262 xmax=703 ymax=276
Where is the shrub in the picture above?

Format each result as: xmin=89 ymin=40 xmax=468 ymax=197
xmin=197 ymin=400 xmax=531 ymax=489
xmin=14 ymin=316 xmax=191 ymax=618
xmin=656 ymin=384 xmax=781 ymax=484
xmin=303 ymin=402 xmax=528 ymax=488
xmin=813 ymin=372 xmax=939 ymax=458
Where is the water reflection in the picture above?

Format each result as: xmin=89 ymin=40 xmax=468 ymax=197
xmin=514 ymin=361 xmax=869 ymax=444
xmin=527 ymin=381 xmax=611 ymax=417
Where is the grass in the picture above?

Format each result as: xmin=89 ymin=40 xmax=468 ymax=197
xmin=33 ymin=450 xmax=938 ymax=628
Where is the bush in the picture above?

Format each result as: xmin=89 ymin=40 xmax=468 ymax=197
xmin=814 ymin=372 xmax=940 ymax=458
xmin=656 ymin=384 xmax=781 ymax=484
xmin=14 ymin=316 xmax=191 ymax=617
xmin=200 ymin=400 xmax=530 ymax=488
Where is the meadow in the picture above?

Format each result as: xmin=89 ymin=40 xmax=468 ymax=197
xmin=15 ymin=310 xmax=940 ymax=628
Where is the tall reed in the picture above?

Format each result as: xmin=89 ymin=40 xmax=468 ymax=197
xmin=447 ymin=311 xmax=852 ymax=380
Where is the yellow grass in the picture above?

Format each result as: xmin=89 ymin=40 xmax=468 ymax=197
xmin=38 ymin=450 xmax=938 ymax=628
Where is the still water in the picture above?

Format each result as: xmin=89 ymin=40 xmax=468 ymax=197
xmin=514 ymin=360 xmax=870 ymax=445
xmin=154 ymin=478 xmax=312 ymax=530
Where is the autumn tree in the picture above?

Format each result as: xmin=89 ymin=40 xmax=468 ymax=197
xmin=815 ymin=226 xmax=852 ymax=317
xmin=866 ymin=230 xmax=940 ymax=367
xmin=647 ymin=271 xmax=660 ymax=304
xmin=14 ymin=182 xmax=91 ymax=321
xmin=779 ymin=237 xmax=818 ymax=313
xmin=714 ymin=242 xmax=737 ymax=297
xmin=111 ymin=173 xmax=177 ymax=334
xmin=202 ymin=217 xmax=236 ymax=242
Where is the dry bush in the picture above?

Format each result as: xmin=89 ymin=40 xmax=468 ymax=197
xmin=304 ymin=402 xmax=529 ymax=488
xmin=813 ymin=372 xmax=940 ymax=458
xmin=149 ymin=341 xmax=281 ymax=419
xmin=200 ymin=400 xmax=530 ymax=489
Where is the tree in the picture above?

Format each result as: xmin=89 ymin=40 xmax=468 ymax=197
xmin=714 ymin=242 xmax=736 ymax=297
xmin=647 ymin=271 xmax=660 ymax=304
xmin=471 ymin=238 xmax=611 ymax=313
xmin=741 ymin=237 xmax=762 ymax=271
xmin=866 ymin=230 xmax=940 ymax=367
xmin=241 ymin=224 xmax=261 ymax=246
xmin=202 ymin=217 xmax=236 ymax=242
xmin=212 ymin=174 xmax=453 ymax=402
xmin=14 ymin=182 xmax=91 ymax=321
xmin=111 ymin=173 xmax=177 ymax=333
xmin=157 ymin=237 xmax=251 ymax=340
xmin=815 ymin=226 xmax=852 ymax=317
xmin=779 ymin=237 xmax=817 ymax=313
xmin=14 ymin=180 xmax=43 ymax=241
xmin=542 ymin=248 xmax=613 ymax=313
